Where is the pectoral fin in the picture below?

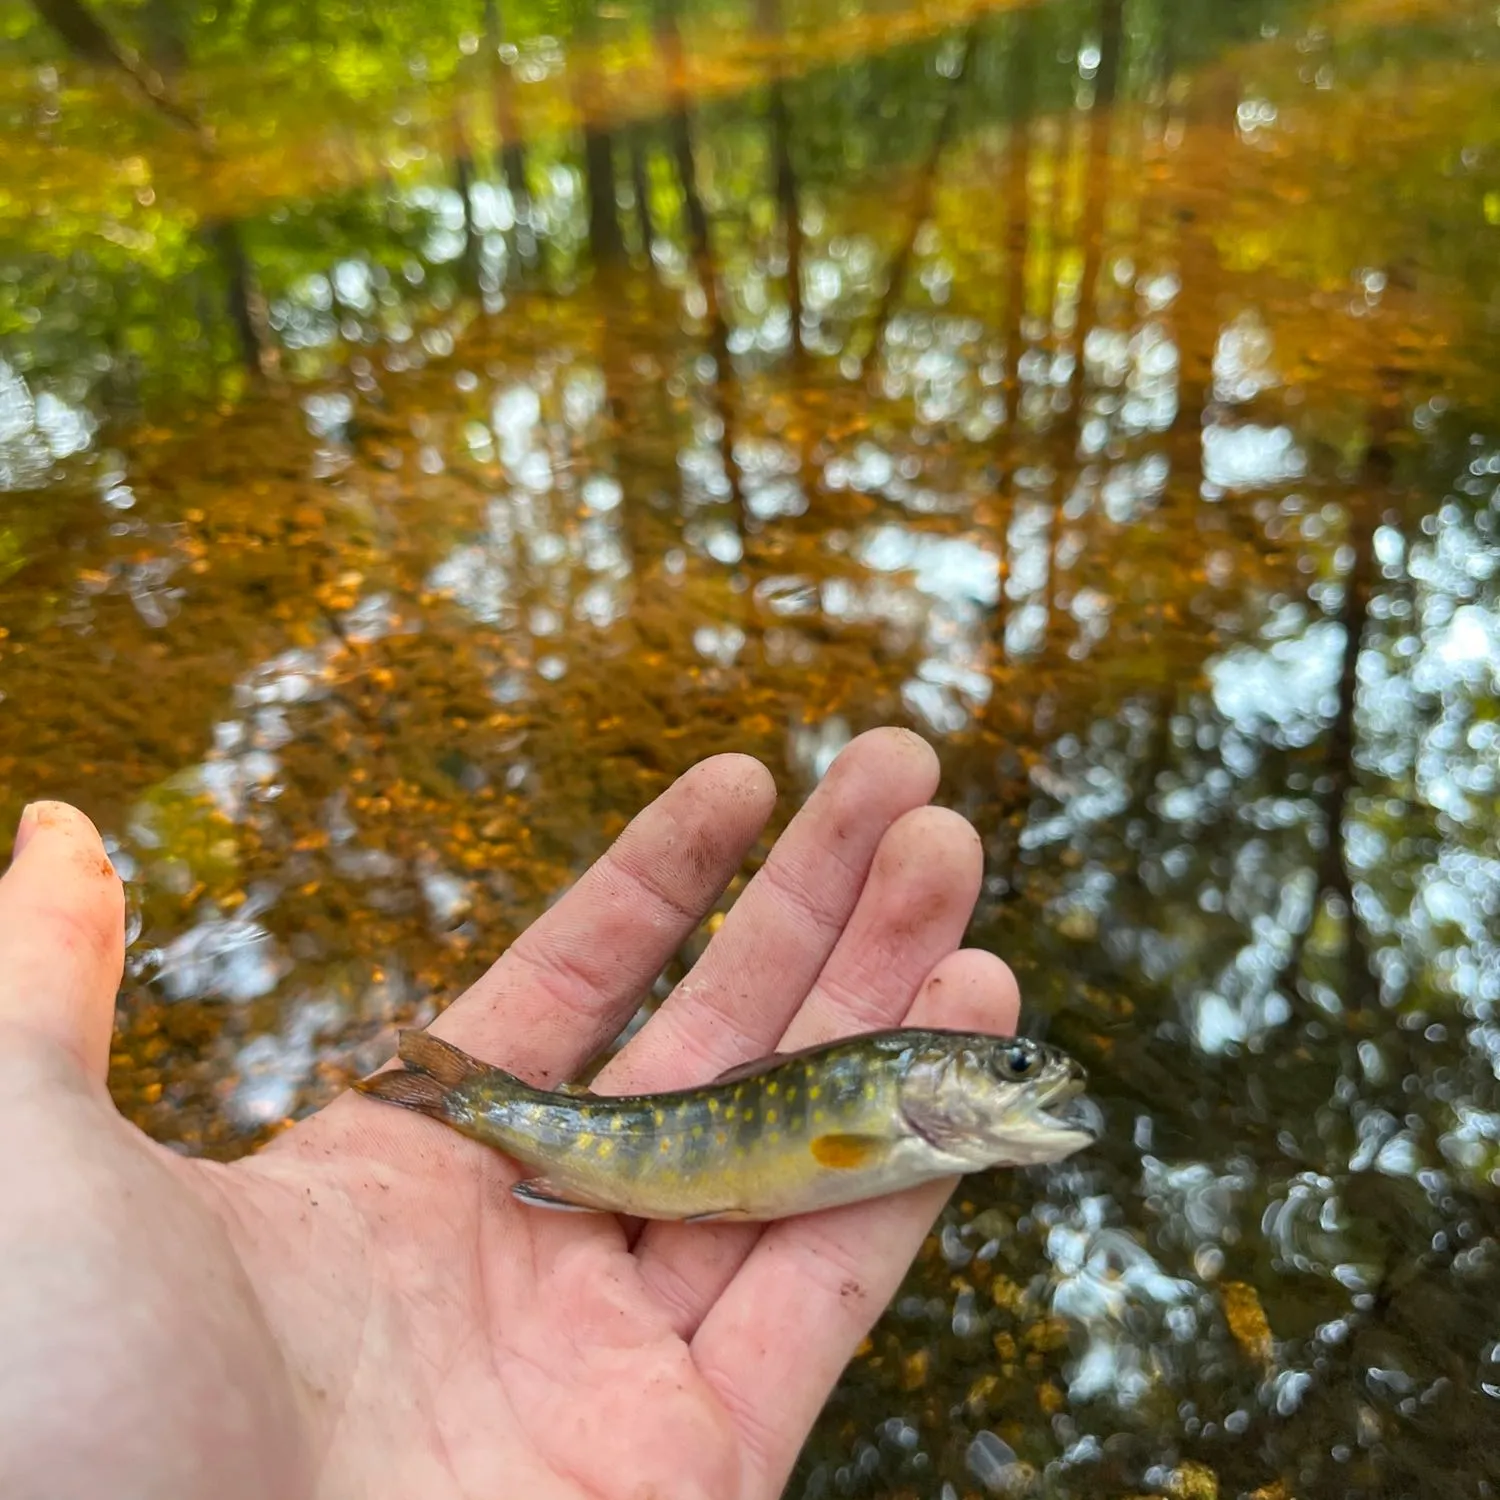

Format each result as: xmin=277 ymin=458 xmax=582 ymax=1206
xmin=511 ymin=1177 xmax=607 ymax=1213
xmin=810 ymin=1133 xmax=890 ymax=1170
xmin=511 ymin=1181 xmax=751 ymax=1223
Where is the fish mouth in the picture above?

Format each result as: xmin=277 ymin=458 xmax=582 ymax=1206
xmin=899 ymin=1065 xmax=1101 ymax=1164
xmin=1033 ymin=1077 xmax=1102 ymax=1141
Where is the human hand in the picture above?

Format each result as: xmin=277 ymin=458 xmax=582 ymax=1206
xmin=0 ymin=728 xmax=1020 ymax=1500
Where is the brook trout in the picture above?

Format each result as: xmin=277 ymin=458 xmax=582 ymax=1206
xmin=353 ymin=1027 xmax=1096 ymax=1221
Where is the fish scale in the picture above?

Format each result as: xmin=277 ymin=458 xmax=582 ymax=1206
xmin=353 ymin=1025 xmax=1095 ymax=1222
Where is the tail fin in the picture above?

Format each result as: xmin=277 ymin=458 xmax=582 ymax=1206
xmin=352 ymin=1068 xmax=457 ymax=1120
xmin=352 ymin=1029 xmax=494 ymax=1122
xmin=397 ymin=1029 xmax=488 ymax=1088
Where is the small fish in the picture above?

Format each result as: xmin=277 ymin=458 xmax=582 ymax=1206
xmin=352 ymin=1027 xmax=1097 ymax=1222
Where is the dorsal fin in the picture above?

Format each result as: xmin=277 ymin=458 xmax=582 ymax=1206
xmin=706 ymin=1037 xmax=848 ymax=1087
xmin=709 ymin=1052 xmax=793 ymax=1086
xmin=700 ymin=1030 xmax=924 ymax=1089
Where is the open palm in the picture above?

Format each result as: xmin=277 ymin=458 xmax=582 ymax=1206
xmin=0 ymin=729 xmax=1019 ymax=1500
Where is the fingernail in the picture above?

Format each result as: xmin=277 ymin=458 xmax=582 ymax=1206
xmin=11 ymin=803 xmax=41 ymax=864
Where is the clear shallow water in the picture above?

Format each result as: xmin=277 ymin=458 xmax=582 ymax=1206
xmin=2 ymin=0 xmax=1499 ymax=1494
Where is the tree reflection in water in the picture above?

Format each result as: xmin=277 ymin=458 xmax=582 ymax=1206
xmin=2 ymin=0 xmax=1499 ymax=1493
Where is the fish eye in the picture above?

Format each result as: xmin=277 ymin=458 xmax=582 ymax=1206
xmin=996 ymin=1042 xmax=1037 ymax=1080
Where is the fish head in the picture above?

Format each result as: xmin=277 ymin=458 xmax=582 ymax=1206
xmin=895 ymin=1032 xmax=1098 ymax=1170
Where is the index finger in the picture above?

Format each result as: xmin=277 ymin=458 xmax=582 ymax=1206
xmin=428 ymin=753 xmax=776 ymax=1084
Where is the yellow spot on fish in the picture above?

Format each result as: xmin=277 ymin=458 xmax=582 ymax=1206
xmin=769 ymin=1131 xmax=781 ymax=1145
xmin=733 ymin=1085 xmax=744 ymax=1101
xmin=766 ymin=1082 xmax=778 ymax=1096
xmin=597 ymin=1140 xmax=613 ymax=1158
xmin=692 ymin=1124 xmax=703 ymax=1138
xmin=813 ymin=1109 xmax=825 ymax=1124
xmin=658 ymin=1138 xmax=672 ymax=1154
xmin=724 ymin=1107 xmax=735 ymax=1121
xmin=610 ymin=1114 xmax=624 ymax=1131
xmin=864 ymin=1083 xmax=877 ymax=1100
xmin=786 ymin=1087 xmax=797 ymax=1104
xmin=715 ymin=1131 xmax=727 ymax=1146
xmin=766 ymin=1108 xmax=778 ymax=1124
xmin=577 ymin=1132 xmax=594 ymax=1150
xmin=707 ymin=1098 xmax=719 ymax=1114
xmin=654 ymin=1109 xmax=665 ymax=1126
xmin=809 ymin=1085 xmax=821 ymax=1100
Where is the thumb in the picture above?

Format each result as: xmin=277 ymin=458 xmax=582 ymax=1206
xmin=1 ymin=801 xmax=125 ymax=1081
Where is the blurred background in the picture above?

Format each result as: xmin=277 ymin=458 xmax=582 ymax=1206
xmin=2 ymin=0 xmax=1499 ymax=1493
